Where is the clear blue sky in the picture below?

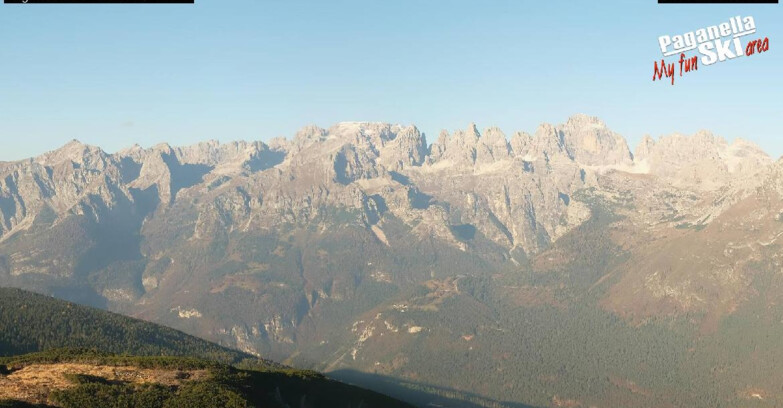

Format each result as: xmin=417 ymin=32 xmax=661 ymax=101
xmin=0 ymin=0 xmax=781 ymax=161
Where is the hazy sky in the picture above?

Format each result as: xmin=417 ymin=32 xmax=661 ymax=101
xmin=0 ymin=0 xmax=781 ymax=161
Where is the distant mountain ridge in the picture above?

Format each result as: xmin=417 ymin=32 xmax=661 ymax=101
xmin=1 ymin=114 xmax=782 ymax=407
xmin=0 ymin=114 xmax=770 ymax=253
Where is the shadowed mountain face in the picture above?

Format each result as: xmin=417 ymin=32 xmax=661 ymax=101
xmin=1 ymin=115 xmax=781 ymax=407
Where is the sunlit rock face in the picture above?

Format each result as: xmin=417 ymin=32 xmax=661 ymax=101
xmin=0 ymin=115 xmax=777 ymax=403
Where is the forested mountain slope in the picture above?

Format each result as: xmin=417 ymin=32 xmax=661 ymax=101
xmin=0 ymin=287 xmax=248 ymax=362
xmin=0 ymin=288 xmax=414 ymax=408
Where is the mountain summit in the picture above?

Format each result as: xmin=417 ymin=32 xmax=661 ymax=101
xmin=0 ymin=115 xmax=779 ymax=408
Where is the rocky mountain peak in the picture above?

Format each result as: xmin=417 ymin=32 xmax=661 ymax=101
xmin=290 ymin=125 xmax=328 ymax=154
xmin=428 ymin=130 xmax=451 ymax=162
xmin=524 ymin=123 xmax=566 ymax=162
xmin=476 ymin=126 xmax=511 ymax=163
xmin=467 ymin=122 xmax=481 ymax=139
xmin=380 ymin=125 xmax=428 ymax=169
xmin=37 ymin=139 xmax=106 ymax=166
xmin=565 ymin=113 xmax=606 ymax=128
xmin=634 ymin=135 xmax=656 ymax=162
xmin=509 ymin=131 xmax=533 ymax=158
xmin=117 ymin=143 xmax=144 ymax=156
xmin=633 ymin=130 xmax=771 ymax=189
xmin=327 ymin=122 xmax=396 ymax=142
xmin=558 ymin=114 xmax=633 ymax=167
xmin=428 ymin=124 xmax=482 ymax=166
xmin=149 ymin=142 xmax=175 ymax=157
xmin=429 ymin=116 xmax=633 ymax=167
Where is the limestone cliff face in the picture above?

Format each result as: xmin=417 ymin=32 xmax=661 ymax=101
xmin=0 ymin=115 xmax=776 ymax=359
xmin=0 ymin=116 xmax=772 ymax=257
xmin=633 ymin=130 xmax=771 ymax=190
xmin=558 ymin=114 xmax=633 ymax=167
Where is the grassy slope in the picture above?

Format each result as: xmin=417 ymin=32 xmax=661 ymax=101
xmin=0 ymin=349 xmax=415 ymax=408
xmin=0 ymin=288 xmax=414 ymax=408
xmin=0 ymin=287 xmax=248 ymax=362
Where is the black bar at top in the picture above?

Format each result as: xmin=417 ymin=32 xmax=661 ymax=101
xmin=5 ymin=0 xmax=193 ymax=3
xmin=659 ymin=0 xmax=777 ymax=3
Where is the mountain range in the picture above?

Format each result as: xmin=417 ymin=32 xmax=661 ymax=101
xmin=1 ymin=114 xmax=782 ymax=407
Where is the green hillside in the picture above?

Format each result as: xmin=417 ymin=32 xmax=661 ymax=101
xmin=0 ymin=349 xmax=414 ymax=408
xmin=0 ymin=287 xmax=248 ymax=362
xmin=0 ymin=288 xmax=414 ymax=408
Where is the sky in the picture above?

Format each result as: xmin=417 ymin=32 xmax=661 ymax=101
xmin=0 ymin=0 xmax=781 ymax=161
